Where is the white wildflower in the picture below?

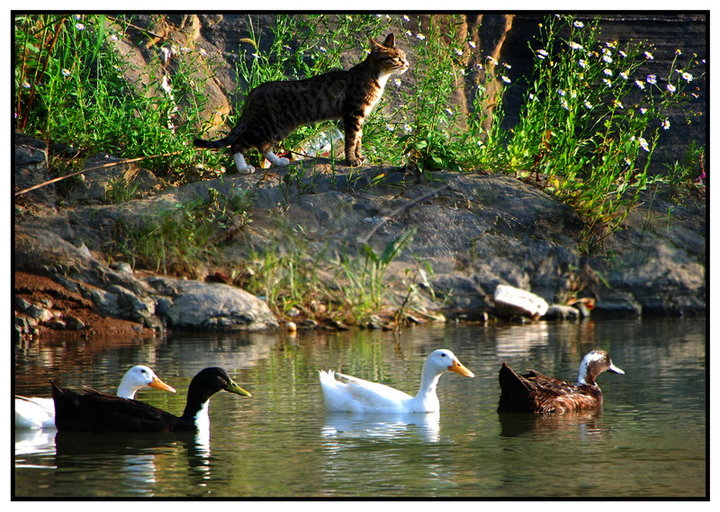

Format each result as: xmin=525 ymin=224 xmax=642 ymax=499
xmin=666 ymin=83 xmax=676 ymax=93
xmin=638 ymin=137 xmax=650 ymax=151
xmin=486 ymin=56 xmax=498 ymax=66
xmin=416 ymin=33 xmax=426 ymax=41
xmin=501 ymin=75 xmax=511 ymax=83
xmin=662 ymin=119 xmax=671 ymax=130
xmin=682 ymin=72 xmax=694 ymax=82
xmin=468 ymin=41 xmax=477 ymax=49
xmin=578 ymin=59 xmax=587 ymax=69
xmin=61 ymin=68 xmax=71 ymax=77
xmin=536 ymin=49 xmax=549 ymax=59
xmin=635 ymin=80 xmax=645 ymax=90
xmin=573 ymin=20 xmax=585 ymax=28
xmin=646 ymin=74 xmax=657 ymax=84
xmin=603 ymin=68 xmax=613 ymax=76
xmin=568 ymin=41 xmax=583 ymax=50
xmin=644 ymin=51 xmax=654 ymax=60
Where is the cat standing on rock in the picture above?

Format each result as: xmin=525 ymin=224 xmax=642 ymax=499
xmin=193 ymin=33 xmax=409 ymax=173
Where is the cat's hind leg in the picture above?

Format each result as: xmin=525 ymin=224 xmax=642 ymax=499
xmin=233 ymin=152 xmax=256 ymax=174
xmin=260 ymin=143 xmax=290 ymax=168
xmin=230 ymin=141 xmax=255 ymax=174
xmin=263 ymin=151 xmax=290 ymax=167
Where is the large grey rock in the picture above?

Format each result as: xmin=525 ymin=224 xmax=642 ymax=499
xmin=147 ymin=276 xmax=278 ymax=331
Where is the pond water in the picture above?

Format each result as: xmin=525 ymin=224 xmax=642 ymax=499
xmin=13 ymin=318 xmax=707 ymax=499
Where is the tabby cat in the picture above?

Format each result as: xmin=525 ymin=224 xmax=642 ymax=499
xmin=193 ymin=33 xmax=409 ymax=173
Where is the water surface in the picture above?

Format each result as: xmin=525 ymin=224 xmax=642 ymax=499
xmin=14 ymin=318 xmax=707 ymax=498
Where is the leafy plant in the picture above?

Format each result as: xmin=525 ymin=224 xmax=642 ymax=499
xmin=476 ymin=14 xmax=705 ymax=249
xmin=112 ymin=189 xmax=253 ymax=274
xmin=339 ymin=228 xmax=417 ymax=318
xmin=14 ymin=14 xmax=226 ymax=177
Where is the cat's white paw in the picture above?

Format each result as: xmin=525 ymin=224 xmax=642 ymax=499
xmin=275 ymin=157 xmax=290 ymax=167
xmin=237 ymin=165 xmax=255 ymax=174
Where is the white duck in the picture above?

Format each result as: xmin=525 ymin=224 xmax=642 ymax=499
xmin=319 ymin=348 xmax=475 ymax=413
xmin=15 ymin=365 xmax=176 ymax=430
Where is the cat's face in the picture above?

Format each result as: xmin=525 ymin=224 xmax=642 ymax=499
xmin=370 ymin=34 xmax=409 ymax=76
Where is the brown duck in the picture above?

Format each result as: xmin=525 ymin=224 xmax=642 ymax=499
xmin=497 ymin=350 xmax=624 ymax=414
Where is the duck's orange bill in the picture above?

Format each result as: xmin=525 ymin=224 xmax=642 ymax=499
xmin=449 ymin=359 xmax=475 ymax=378
xmin=149 ymin=376 xmax=176 ymax=393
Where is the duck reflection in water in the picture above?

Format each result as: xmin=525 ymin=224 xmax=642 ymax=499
xmin=53 ymin=429 xmax=215 ymax=493
xmin=321 ymin=412 xmax=441 ymax=444
xmin=497 ymin=408 xmax=608 ymax=439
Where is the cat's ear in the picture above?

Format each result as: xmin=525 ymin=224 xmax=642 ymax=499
xmin=382 ymin=33 xmax=395 ymax=48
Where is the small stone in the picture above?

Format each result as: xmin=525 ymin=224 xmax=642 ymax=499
xmin=544 ymin=305 xmax=580 ymax=321
xmin=493 ymin=285 xmax=549 ymax=319
xmin=64 ymin=315 xmax=86 ymax=330
xmin=110 ymin=262 xmax=134 ymax=275
xmin=44 ymin=318 xmax=66 ymax=329
xmin=26 ymin=304 xmax=53 ymax=323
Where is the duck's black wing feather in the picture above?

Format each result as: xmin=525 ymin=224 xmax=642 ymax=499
xmin=52 ymin=382 xmax=182 ymax=432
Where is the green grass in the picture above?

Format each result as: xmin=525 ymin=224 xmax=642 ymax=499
xmin=111 ymin=188 xmax=253 ymax=275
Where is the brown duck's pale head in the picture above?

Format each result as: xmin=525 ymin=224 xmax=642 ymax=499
xmin=576 ymin=350 xmax=625 ymax=387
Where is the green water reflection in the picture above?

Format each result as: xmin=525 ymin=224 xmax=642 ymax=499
xmin=14 ymin=318 xmax=706 ymax=498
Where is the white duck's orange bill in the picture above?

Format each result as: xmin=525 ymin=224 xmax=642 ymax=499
xmin=449 ymin=359 xmax=475 ymax=378
xmin=149 ymin=376 xmax=176 ymax=393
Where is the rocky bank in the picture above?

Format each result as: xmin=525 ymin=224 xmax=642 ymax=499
xmin=14 ymin=133 xmax=706 ymax=338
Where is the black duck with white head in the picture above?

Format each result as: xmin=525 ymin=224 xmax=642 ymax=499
xmin=51 ymin=367 xmax=251 ymax=432
xmin=497 ymin=350 xmax=624 ymax=414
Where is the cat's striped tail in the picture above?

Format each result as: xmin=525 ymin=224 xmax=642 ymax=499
xmin=193 ymin=135 xmax=233 ymax=149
